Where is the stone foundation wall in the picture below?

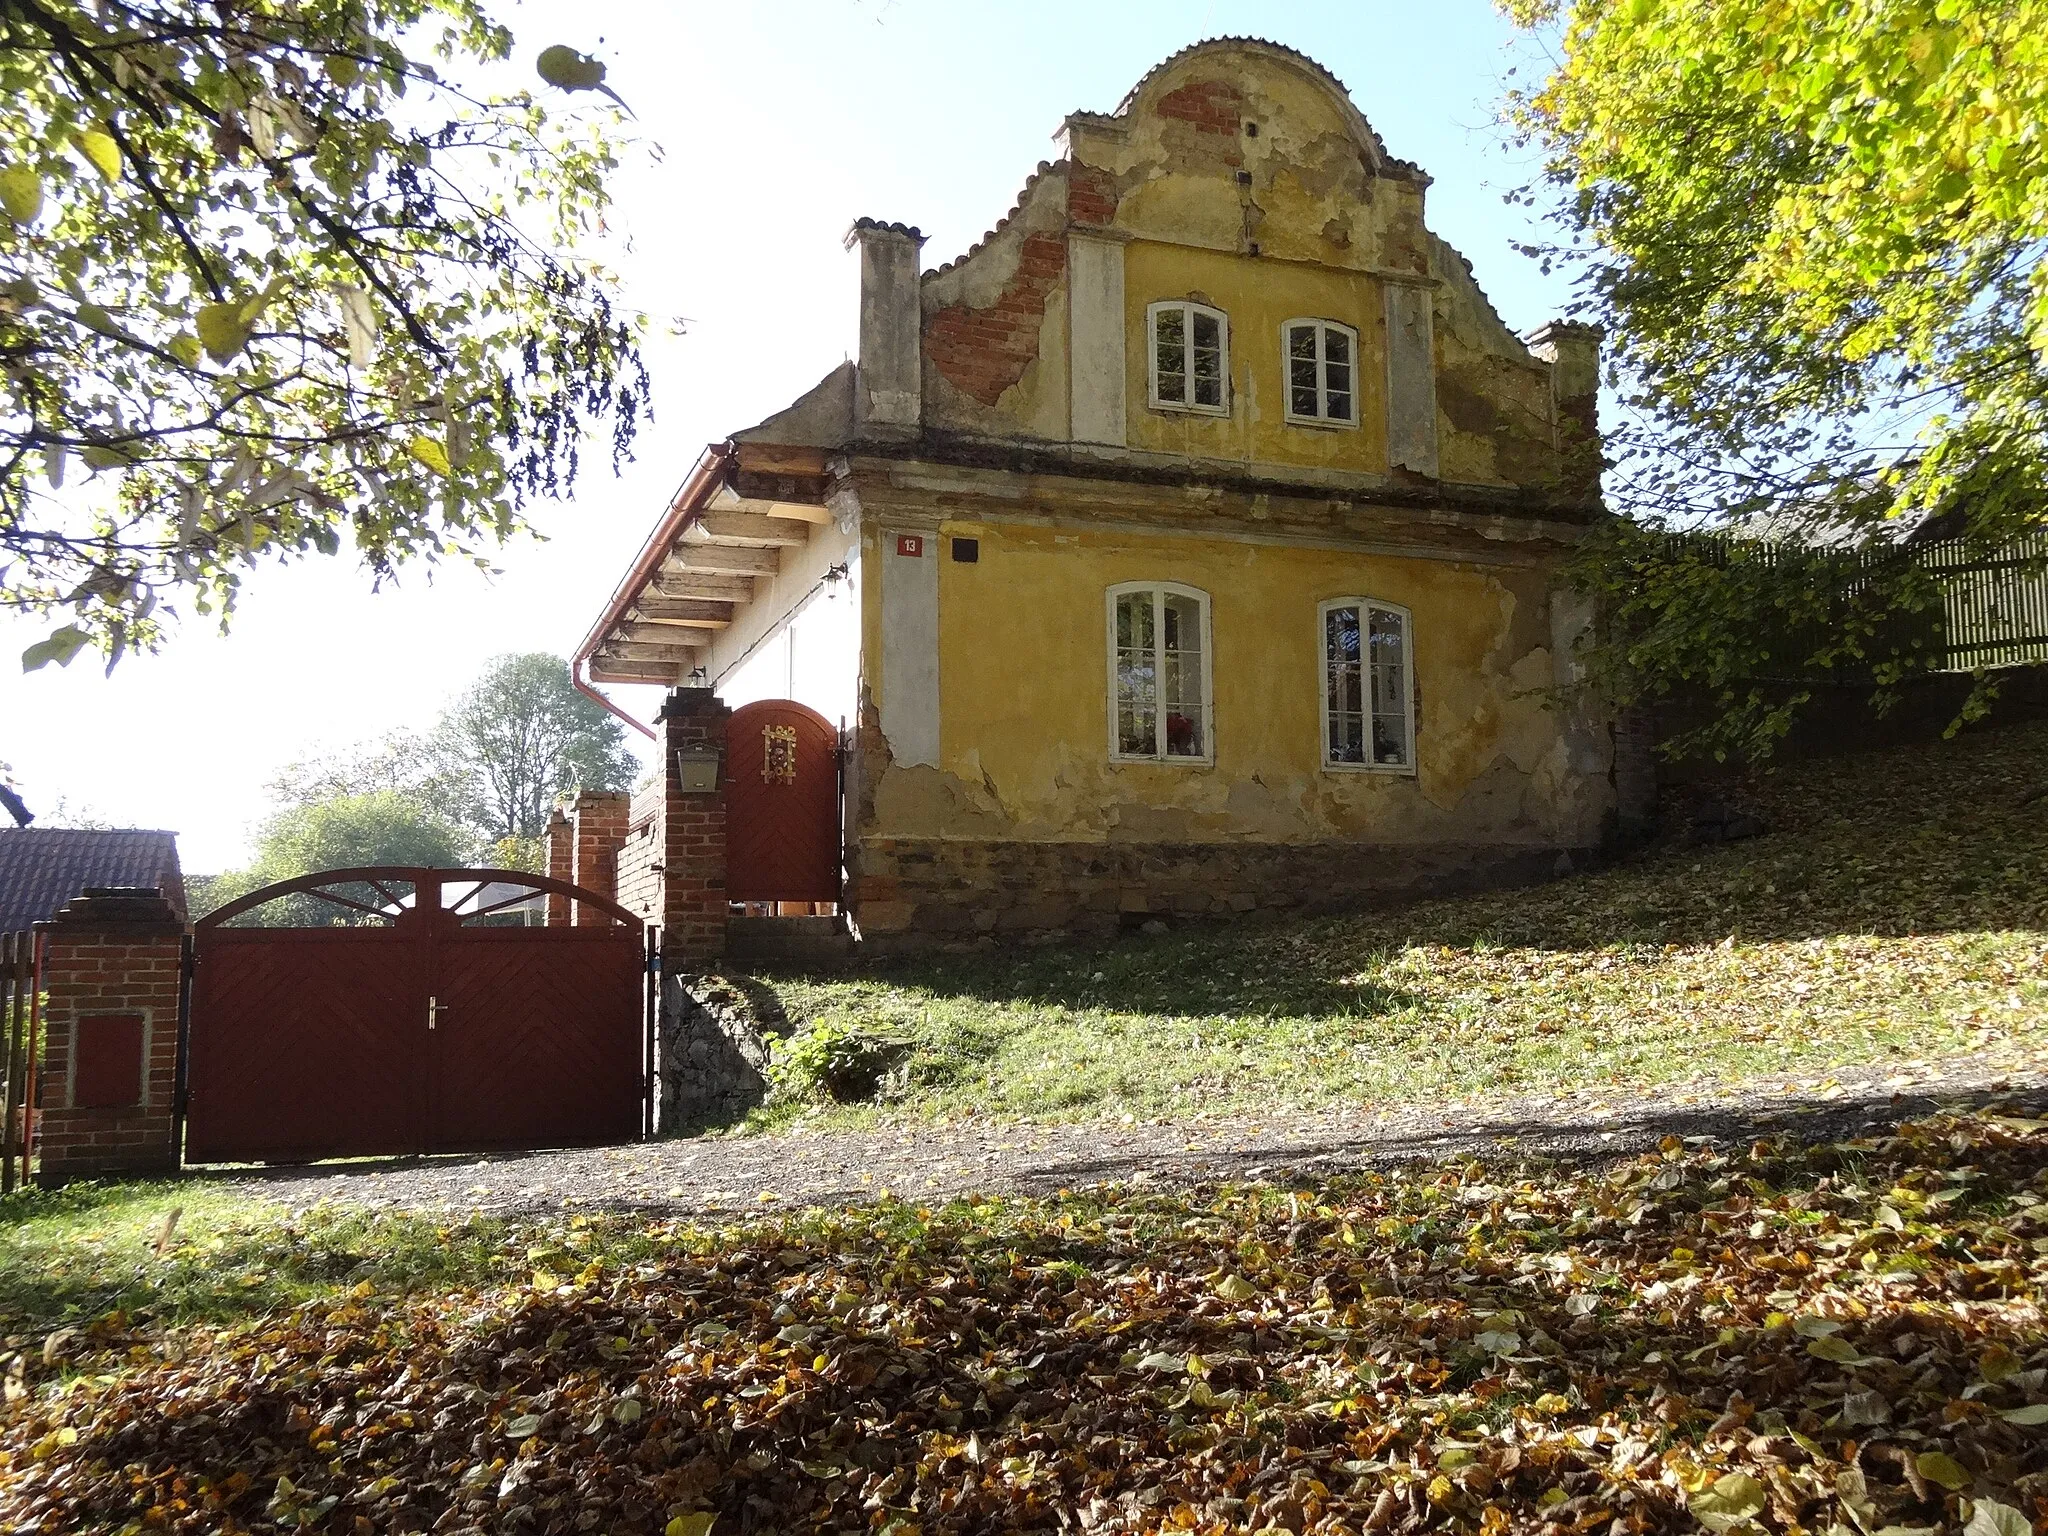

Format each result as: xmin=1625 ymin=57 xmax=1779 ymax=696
xmin=849 ymin=836 xmax=1592 ymax=950
xmin=659 ymin=975 xmax=772 ymax=1132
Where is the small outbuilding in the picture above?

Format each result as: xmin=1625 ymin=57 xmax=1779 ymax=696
xmin=0 ymin=828 xmax=186 ymax=933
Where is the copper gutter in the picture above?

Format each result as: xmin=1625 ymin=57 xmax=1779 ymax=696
xmin=570 ymin=441 xmax=735 ymax=740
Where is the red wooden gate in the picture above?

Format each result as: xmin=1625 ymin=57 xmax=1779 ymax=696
xmin=725 ymin=699 xmax=841 ymax=903
xmin=185 ymin=868 xmax=647 ymax=1164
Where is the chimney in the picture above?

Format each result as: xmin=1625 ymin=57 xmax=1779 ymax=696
xmin=1526 ymin=320 xmax=1603 ymax=499
xmin=844 ymin=219 xmax=926 ymax=437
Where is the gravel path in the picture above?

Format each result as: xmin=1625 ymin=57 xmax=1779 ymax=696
xmin=227 ymin=1051 xmax=2048 ymax=1220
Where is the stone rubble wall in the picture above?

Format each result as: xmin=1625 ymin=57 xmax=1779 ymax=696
xmin=659 ymin=975 xmax=776 ymax=1132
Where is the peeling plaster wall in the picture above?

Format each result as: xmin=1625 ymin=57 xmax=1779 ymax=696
xmin=921 ymin=165 xmax=1072 ymax=441
xmin=856 ymin=516 xmax=1610 ymax=854
xmin=1119 ymin=240 xmax=1392 ymax=473
xmin=908 ymin=38 xmax=1573 ymax=498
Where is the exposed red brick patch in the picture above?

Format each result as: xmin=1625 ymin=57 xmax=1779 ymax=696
xmin=1157 ymin=78 xmax=1244 ymax=136
xmin=1067 ymin=163 xmax=1120 ymax=227
xmin=925 ymin=232 xmax=1067 ymax=408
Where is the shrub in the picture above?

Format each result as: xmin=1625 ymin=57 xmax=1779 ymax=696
xmin=766 ymin=1019 xmax=907 ymax=1104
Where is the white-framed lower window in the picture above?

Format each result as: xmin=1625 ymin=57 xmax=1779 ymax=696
xmin=1147 ymin=300 xmax=1229 ymax=415
xmin=1284 ymin=318 xmax=1358 ymax=426
xmin=1321 ymin=597 xmax=1414 ymax=772
xmin=1108 ymin=582 xmax=1213 ymax=763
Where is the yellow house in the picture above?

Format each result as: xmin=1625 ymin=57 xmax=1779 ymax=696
xmin=577 ymin=39 xmax=1614 ymax=952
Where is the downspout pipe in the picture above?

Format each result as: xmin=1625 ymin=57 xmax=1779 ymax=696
xmin=570 ymin=441 xmax=736 ymax=740
xmin=574 ymin=654 xmax=656 ymax=741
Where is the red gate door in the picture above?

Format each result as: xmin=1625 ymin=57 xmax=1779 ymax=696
xmin=725 ymin=699 xmax=841 ymax=903
xmin=430 ymin=923 xmax=645 ymax=1153
xmin=184 ymin=868 xmax=648 ymax=1163
xmin=185 ymin=925 xmax=428 ymax=1163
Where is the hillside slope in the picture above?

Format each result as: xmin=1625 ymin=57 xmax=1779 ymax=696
xmin=747 ymin=722 xmax=2048 ymax=1128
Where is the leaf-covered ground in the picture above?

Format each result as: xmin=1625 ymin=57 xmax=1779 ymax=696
xmin=749 ymin=723 xmax=2048 ymax=1129
xmin=6 ymin=1108 xmax=2048 ymax=1535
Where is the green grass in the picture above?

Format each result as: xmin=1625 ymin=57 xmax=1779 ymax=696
xmin=0 ymin=1182 xmax=524 ymax=1336
xmin=743 ymin=722 xmax=2048 ymax=1130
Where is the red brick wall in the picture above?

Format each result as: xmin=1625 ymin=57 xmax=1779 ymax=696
xmin=1157 ymin=78 xmax=1245 ymax=137
xmin=544 ymin=809 xmax=571 ymax=926
xmin=660 ymin=690 xmax=731 ymax=964
xmin=924 ymin=231 xmax=1067 ymax=407
xmin=1067 ymin=163 xmax=1120 ymax=227
xmin=570 ymin=790 xmax=629 ymax=926
xmin=35 ymin=890 xmax=184 ymax=1182
xmin=615 ymin=777 xmax=665 ymax=926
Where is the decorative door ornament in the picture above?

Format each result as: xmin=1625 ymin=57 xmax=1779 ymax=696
xmin=761 ymin=723 xmax=799 ymax=785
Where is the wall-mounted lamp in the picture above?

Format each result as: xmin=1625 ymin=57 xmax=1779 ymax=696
xmin=675 ymin=749 xmax=721 ymax=794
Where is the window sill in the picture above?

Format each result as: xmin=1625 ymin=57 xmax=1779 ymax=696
xmin=1146 ymin=399 xmax=1231 ymax=419
xmin=1321 ymin=760 xmax=1417 ymax=777
xmin=1284 ymin=413 xmax=1359 ymax=431
xmin=1108 ymin=754 xmax=1216 ymax=769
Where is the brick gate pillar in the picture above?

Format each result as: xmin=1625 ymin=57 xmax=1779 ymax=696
xmin=544 ymin=808 xmax=571 ymax=926
xmin=34 ymin=887 xmax=185 ymax=1183
xmin=660 ymin=687 xmax=731 ymax=965
xmin=570 ymin=790 xmax=629 ymax=925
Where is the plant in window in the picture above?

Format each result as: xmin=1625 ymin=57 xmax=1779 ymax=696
xmin=1285 ymin=321 xmax=1357 ymax=425
xmin=1323 ymin=600 xmax=1412 ymax=770
xmin=1149 ymin=302 xmax=1228 ymax=413
xmin=1111 ymin=584 xmax=1211 ymax=761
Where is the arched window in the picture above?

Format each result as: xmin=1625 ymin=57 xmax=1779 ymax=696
xmin=1320 ymin=598 xmax=1414 ymax=771
xmin=1108 ymin=582 xmax=1213 ymax=763
xmin=1146 ymin=301 xmax=1230 ymax=415
xmin=1283 ymin=318 xmax=1359 ymax=426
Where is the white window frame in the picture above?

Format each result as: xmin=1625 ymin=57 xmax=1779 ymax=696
xmin=1106 ymin=581 xmax=1215 ymax=766
xmin=1146 ymin=300 xmax=1231 ymax=416
xmin=1283 ymin=318 xmax=1361 ymax=428
xmin=1319 ymin=597 xmax=1416 ymax=775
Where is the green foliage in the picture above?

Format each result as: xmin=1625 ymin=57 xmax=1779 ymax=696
xmin=1565 ymin=519 xmax=1953 ymax=760
xmin=0 ymin=2 xmax=650 ymax=668
xmin=485 ymin=832 xmax=544 ymax=874
xmin=1506 ymin=0 xmax=2048 ymax=745
xmin=259 ymin=653 xmax=633 ymax=845
xmin=202 ymin=788 xmax=469 ymax=922
xmin=766 ymin=1018 xmax=907 ymax=1105
xmin=432 ymin=651 xmax=635 ymax=840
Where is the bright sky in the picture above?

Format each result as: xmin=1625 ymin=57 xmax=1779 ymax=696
xmin=0 ymin=0 xmax=1568 ymax=873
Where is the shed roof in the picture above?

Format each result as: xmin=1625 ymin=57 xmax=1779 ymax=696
xmin=0 ymin=828 xmax=185 ymax=933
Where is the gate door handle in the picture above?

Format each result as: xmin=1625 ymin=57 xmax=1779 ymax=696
xmin=427 ymin=995 xmax=446 ymax=1031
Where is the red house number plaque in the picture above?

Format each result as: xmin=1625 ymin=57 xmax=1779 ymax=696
xmin=895 ymin=533 xmax=924 ymax=558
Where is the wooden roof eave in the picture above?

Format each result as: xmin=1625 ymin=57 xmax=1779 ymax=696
xmin=573 ymin=440 xmax=837 ymax=695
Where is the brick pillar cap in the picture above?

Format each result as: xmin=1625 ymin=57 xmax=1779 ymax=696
xmin=38 ymin=886 xmax=185 ymax=933
xmin=659 ymin=687 xmax=730 ymax=720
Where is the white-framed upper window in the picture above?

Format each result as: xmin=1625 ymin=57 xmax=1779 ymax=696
xmin=1147 ymin=301 xmax=1229 ymax=415
xmin=1108 ymin=582 xmax=1213 ymax=763
xmin=1321 ymin=598 xmax=1414 ymax=772
xmin=1285 ymin=319 xmax=1359 ymax=426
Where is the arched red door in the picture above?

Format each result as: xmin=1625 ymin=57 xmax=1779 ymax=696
xmin=725 ymin=699 xmax=841 ymax=903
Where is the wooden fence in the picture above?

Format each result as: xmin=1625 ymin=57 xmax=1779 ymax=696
xmin=0 ymin=930 xmax=39 ymax=1194
xmin=1915 ymin=532 xmax=2048 ymax=668
xmin=1669 ymin=528 xmax=2048 ymax=673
